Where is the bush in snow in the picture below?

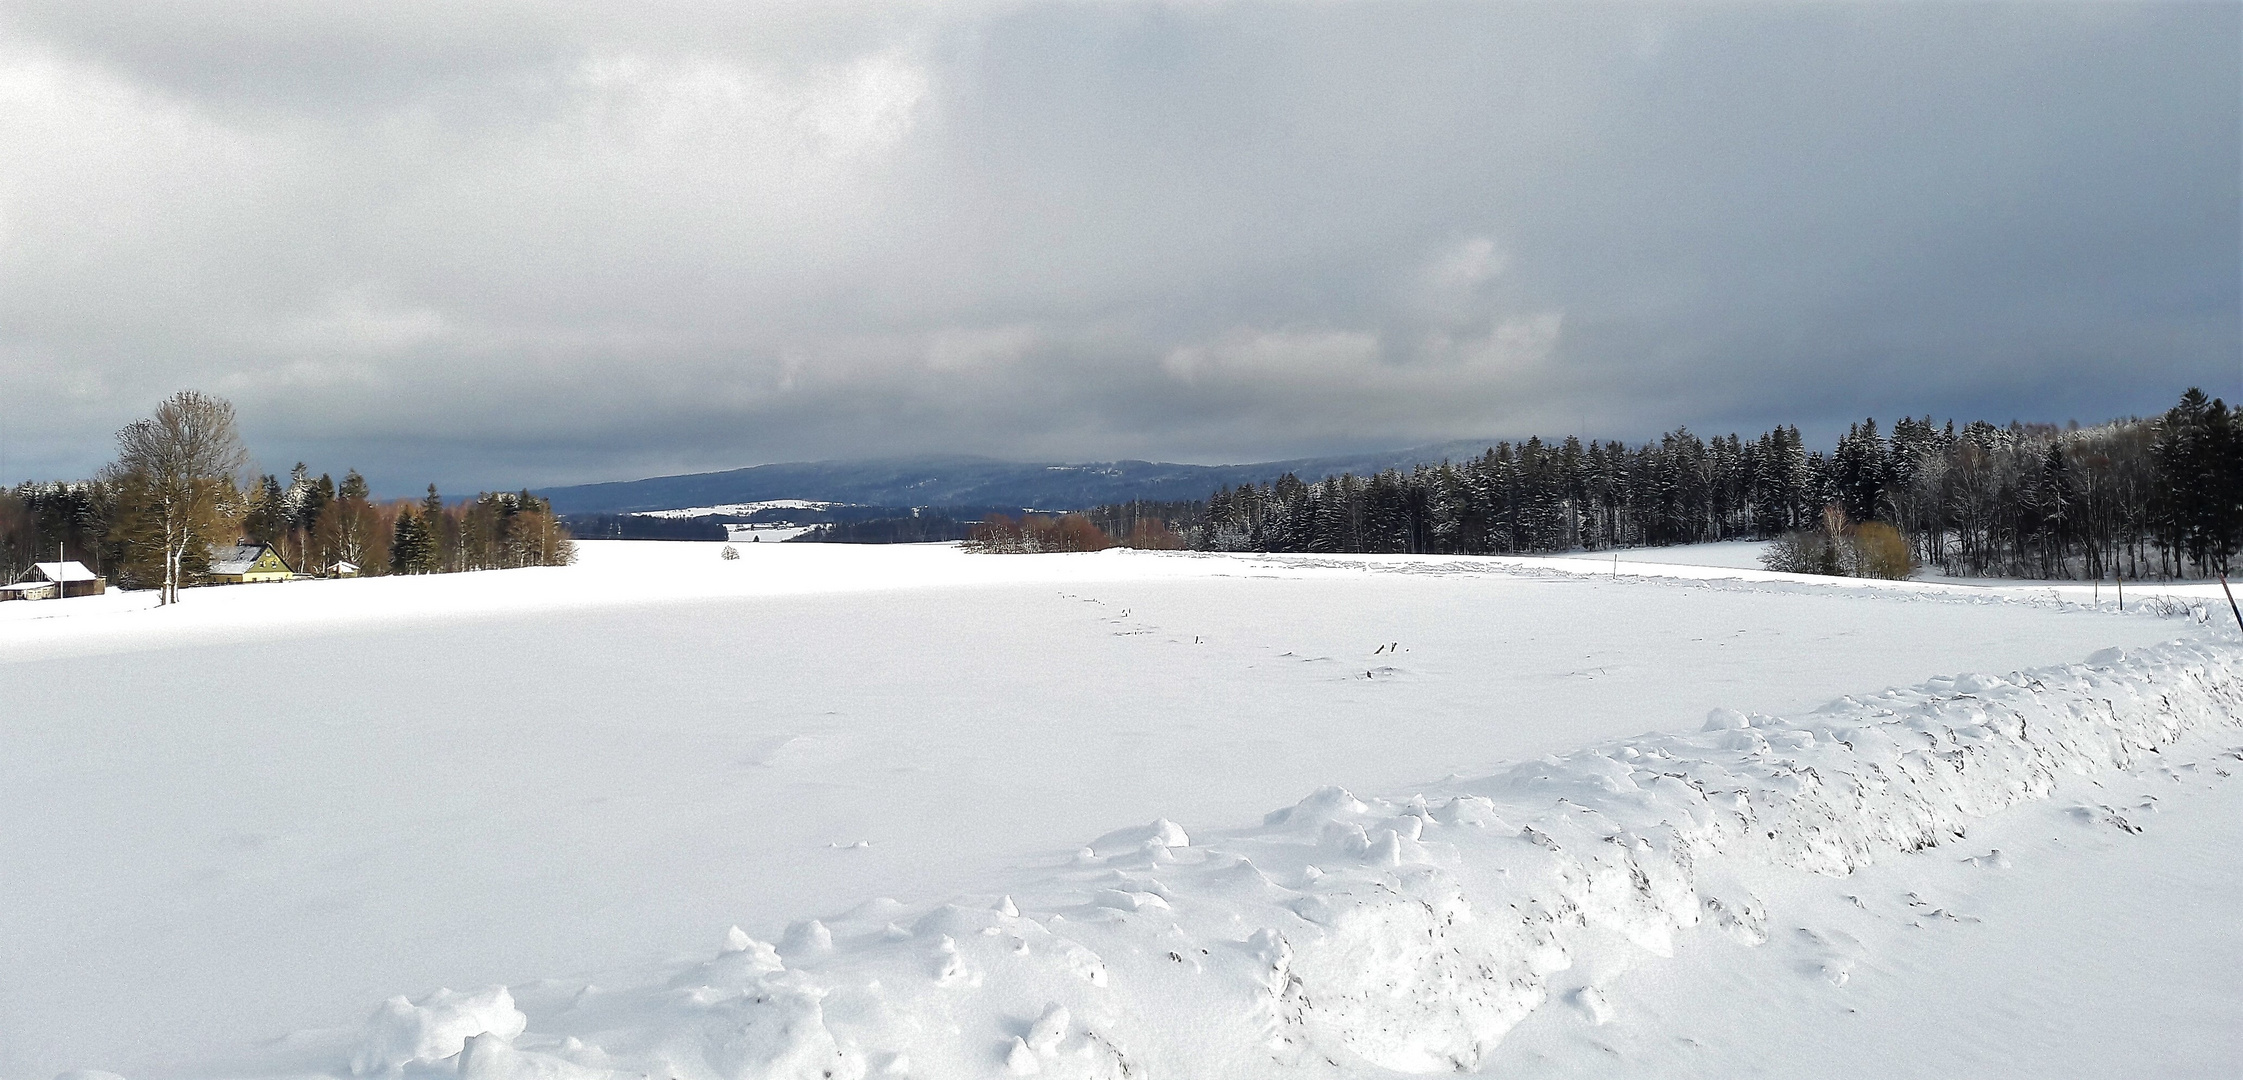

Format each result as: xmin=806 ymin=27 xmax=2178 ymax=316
xmin=1762 ymin=508 xmax=1913 ymax=579
xmin=964 ymin=513 xmax=1115 ymax=554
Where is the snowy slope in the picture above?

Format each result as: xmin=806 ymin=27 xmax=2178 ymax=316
xmin=0 ymin=543 xmax=2232 ymax=1079
xmin=312 ymin=639 xmax=2243 ymax=1080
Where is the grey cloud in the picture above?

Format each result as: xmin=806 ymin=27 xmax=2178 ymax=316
xmin=0 ymin=1 xmax=2232 ymax=493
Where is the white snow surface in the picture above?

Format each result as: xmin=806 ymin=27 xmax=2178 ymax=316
xmin=1547 ymin=540 xmax=1775 ymax=570
xmin=632 ymin=501 xmax=842 ymax=519
xmin=723 ymin=525 xmax=816 ymax=544
xmin=1 ymin=541 xmax=2236 ymax=1079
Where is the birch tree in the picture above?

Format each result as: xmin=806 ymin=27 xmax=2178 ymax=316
xmin=105 ymin=391 xmax=250 ymax=604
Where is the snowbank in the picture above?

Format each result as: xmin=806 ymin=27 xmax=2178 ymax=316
xmin=339 ymin=639 xmax=2242 ymax=1080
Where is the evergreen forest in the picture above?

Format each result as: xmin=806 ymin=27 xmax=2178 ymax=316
xmin=1167 ymin=389 xmax=2240 ymax=580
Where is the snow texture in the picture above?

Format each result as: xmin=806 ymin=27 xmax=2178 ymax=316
xmin=343 ymin=639 xmax=2240 ymax=1079
xmin=351 ymin=988 xmax=527 ymax=1075
xmin=4 ymin=541 xmax=2236 ymax=1078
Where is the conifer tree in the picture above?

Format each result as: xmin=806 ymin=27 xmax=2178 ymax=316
xmin=390 ymin=508 xmax=435 ymax=574
xmin=243 ymin=474 xmax=288 ymax=546
xmin=422 ymin=484 xmax=452 ymax=572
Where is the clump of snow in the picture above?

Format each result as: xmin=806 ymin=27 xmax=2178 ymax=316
xmin=350 ymin=986 xmax=525 ymax=1075
xmin=335 ymin=639 xmax=2240 ymax=1078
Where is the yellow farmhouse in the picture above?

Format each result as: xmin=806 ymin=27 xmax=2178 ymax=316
xmin=207 ymin=544 xmax=297 ymax=584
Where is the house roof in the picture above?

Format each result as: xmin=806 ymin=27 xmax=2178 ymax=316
xmin=207 ymin=545 xmax=267 ymax=576
xmin=27 ymin=561 xmax=97 ymax=583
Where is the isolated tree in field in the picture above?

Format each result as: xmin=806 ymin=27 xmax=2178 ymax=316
xmin=104 ymin=391 xmax=250 ymax=604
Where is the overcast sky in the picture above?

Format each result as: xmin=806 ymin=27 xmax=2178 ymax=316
xmin=1 ymin=1 xmax=2235 ymax=493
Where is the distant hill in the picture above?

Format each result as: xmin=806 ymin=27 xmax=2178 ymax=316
xmin=538 ymin=442 xmax=1503 ymax=516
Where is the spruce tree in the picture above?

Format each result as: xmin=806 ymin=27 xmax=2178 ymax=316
xmin=390 ymin=508 xmax=434 ymax=574
xmin=422 ymin=484 xmax=448 ymax=571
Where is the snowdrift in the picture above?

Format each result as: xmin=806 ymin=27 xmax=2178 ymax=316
xmin=344 ymin=639 xmax=2242 ymax=1080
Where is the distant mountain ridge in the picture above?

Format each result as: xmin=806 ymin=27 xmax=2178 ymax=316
xmin=539 ymin=442 xmax=1504 ymax=515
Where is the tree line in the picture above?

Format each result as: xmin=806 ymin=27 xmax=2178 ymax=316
xmin=0 ymin=391 xmax=573 ymax=599
xmin=1119 ymin=389 xmax=2238 ymax=580
xmin=963 ymin=509 xmax=1186 ymax=553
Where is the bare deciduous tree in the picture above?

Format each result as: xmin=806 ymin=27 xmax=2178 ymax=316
xmin=104 ymin=391 xmax=250 ymax=604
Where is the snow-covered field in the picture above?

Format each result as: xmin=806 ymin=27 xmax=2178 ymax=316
xmin=632 ymin=501 xmax=843 ymax=520
xmin=1 ymin=541 xmax=2235 ymax=1079
xmin=722 ymin=524 xmax=817 ymax=544
xmin=1547 ymin=539 xmax=1775 ymax=571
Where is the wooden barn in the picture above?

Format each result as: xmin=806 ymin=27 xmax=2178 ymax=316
xmin=0 ymin=560 xmax=107 ymax=601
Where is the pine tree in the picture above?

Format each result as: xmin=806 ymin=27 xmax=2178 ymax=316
xmin=1832 ymin=419 xmax=1885 ymax=525
xmin=243 ymin=474 xmax=288 ymax=546
xmin=422 ymin=484 xmax=451 ymax=571
xmin=390 ymin=509 xmax=435 ymax=574
xmin=2152 ymin=388 xmax=2240 ymax=575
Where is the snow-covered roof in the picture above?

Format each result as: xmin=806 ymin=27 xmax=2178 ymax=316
xmin=26 ymin=561 xmax=96 ymax=583
xmin=207 ymin=545 xmax=266 ymax=575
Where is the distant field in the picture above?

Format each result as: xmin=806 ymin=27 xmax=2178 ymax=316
xmin=1550 ymin=538 xmax=1772 ymax=569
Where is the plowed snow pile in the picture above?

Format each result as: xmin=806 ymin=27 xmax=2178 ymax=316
xmin=315 ymin=641 xmax=2242 ymax=1080
xmin=2 ymin=542 xmax=2236 ymax=1079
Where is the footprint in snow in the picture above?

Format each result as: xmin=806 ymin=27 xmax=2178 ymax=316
xmin=1571 ymin=986 xmax=1614 ymax=1026
xmin=1792 ymin=926 xmax=1865 ymax=986
xmin=740 ymin=734 xmax=811 ymax=768
xmin=2066 ymin=804 xmax=2144 ymax=833
xmin=1903 ymin=891 xmax=1982 ymax=924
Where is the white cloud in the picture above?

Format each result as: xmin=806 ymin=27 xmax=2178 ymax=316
xmin=1425 ymin=236 xmax=1506 ymax=292
xmin=258 ymin=294 xmax=451 ymax=359
xmin=569 ymin=47 xmax=928 ymax=164
xmin=1162 ymin=329 xmax=1382 ymax=385
xmin=0 ymin=3 xmax=2227 ymax=486
xmin=925 ymin=324 xmax=1040 ymax=372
